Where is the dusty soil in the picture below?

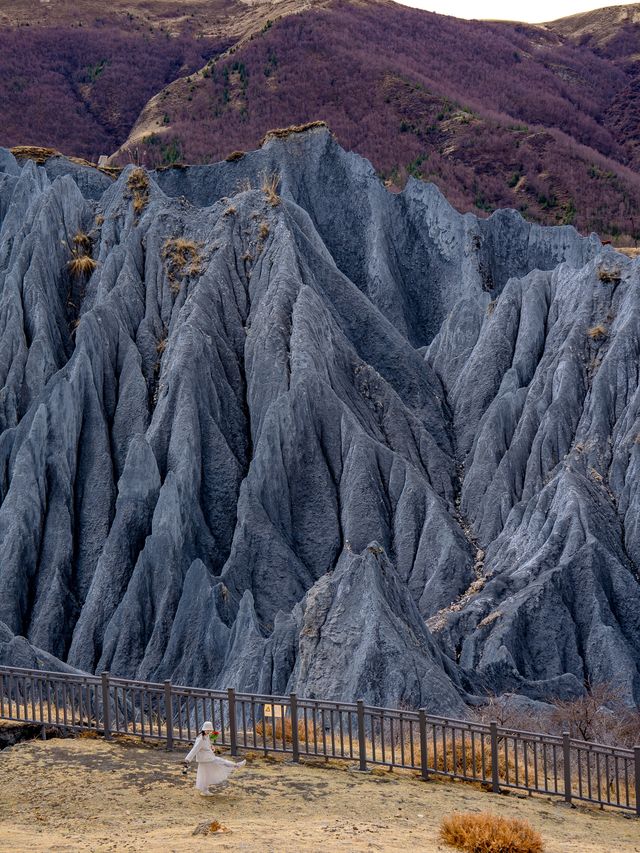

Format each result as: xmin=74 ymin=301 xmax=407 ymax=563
xmin=0 ymin=733 xmax=638 ymax=852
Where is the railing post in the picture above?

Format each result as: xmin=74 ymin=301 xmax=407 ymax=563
xmin=290 ymin=693 xmax=300 ymax=763
xmin=101 ymin=672 xmax=111 ymax=741
xmin=634 ymin=746 xmax=640 ymax=817
xmin=357 ymin=700 xmax=367 ymax=772
xmin=228 ymin=688 xmax=238 ymax=756
xmin=164 ymin=681 xmax=173 ymax=750
xmin=490 ymin=721 xmax=500 ymax=793
xmin=563 ymin=732 xmax=572 ymax=805
xmin=419 ymin=709 xmax=429 ymax=781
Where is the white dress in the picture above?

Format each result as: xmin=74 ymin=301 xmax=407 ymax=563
xmin=184 ymin=734 xmax=245 ymax=793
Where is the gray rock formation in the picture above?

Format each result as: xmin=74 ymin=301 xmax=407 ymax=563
xmin=0 ymin=127 xmax=638 ymax=713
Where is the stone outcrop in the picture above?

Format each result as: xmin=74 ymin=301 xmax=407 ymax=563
xmin=0 ymin=127 xmax=637 ymax=713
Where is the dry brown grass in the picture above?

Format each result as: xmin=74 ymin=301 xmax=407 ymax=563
xmin=254 ymin=718 xmax=307 ymax=744
xmin=156 ymin=338 xmax=167 ymax=354
xmin=260 ymin=120 xmax=328 ymax=146
xmin=261 ymin=172 xmax=281 ymax=206
xmin=587 ymin=324 xmax=607 ymax=340
xmin=127 ymin=168 xmax=149 ymax=215
xmin=162 ymin=237 xmax=198 ymax=267
xmin=95 ymin=214 xmax=104 ymax=227
xmin=259 ymin=221 xmax=270 ymax=240
xmin=10 ymin=144 xmax=60 ymax=163
xmin=440 ymin=812 xmax=544 ymax=853
xmin=617 ymin=247 xmax=640 ymax=258
xmin=162 ymin=237 xmax=201 ymax=293
xmin=598 ymin=266 xmax=621 ymax=283
xmin=72 ymin=231 xmax=92 ymax=253
xmin=224 ymin=206 xmax=237 ymax=216
xmin=225 ymin=150 xmax=246 ymax=162
xmin=67 ymin=253 xmax=97 ymax=278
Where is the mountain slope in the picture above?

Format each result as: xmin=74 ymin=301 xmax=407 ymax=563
xmin=3 ymin=0 xmax=640 ymax=239
xmin=110 ymin=0 xmax=640 ymax=240
xmin=0 ymin=128 xmax=639 ymax=710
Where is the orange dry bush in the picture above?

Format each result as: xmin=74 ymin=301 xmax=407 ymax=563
xmin=407 ymin=738 xmax=517 ymax=780
xmin=440 ymin=812 xmax=544 ymax=853
xmin=254 ymin=718 xmax=307 ymax=743
xmin=67 ymin=253 xmax=97 ymax=278
xmin=225 ymin=150 xmax=245 ymax=162
xmin=587 ymin=324 xmax=607 ymax=340
xmin=261 ymin=172 xmax=281 ymax=206
xmin=597 ymin=266 xmax=621 ymax=283
xmin=260 ymin=120 xmax=328 ymax=146
xmin=127 ymin=168 xmax=149 ymax=215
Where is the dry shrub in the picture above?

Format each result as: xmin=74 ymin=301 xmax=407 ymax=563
xmin=440 ymin=812 xmax=543 ymax=853
xmin=259 ymin=221 xmax=270 ymax=240
xmin=587 ymin=324 xmax=607 ymax=340
xmin=260 ymin=120 xmax=328 ymax=146
xmin=224 ymin=206 xmax=237 ymax=216
xmin=225 ymin=150 xmax=245 ymax=162
xmin=617 ymin=247 xmax=640 ymax=258
xmin=72 ymin=231 xmax=92 ymax=252
xmin=156 ymin=338 xmax=167 ymax=354
xmin=68 ymin=254 xmax=97 ymax=278
xmin=10 ymin=144 xmax=60 ymax=164
xmin=598 ymin=266 xmax=621 ymax=283
xmin=67 ymin=233 xmax=96 ymax=279
xmin=162 ymin=237 xmax=199 ymax=269
xmin=127 ymin=168 xmax=149 ymax=215
xmin=550 ymin=681 xmax=640 ymax=746
xmin=261 ymin=172 xmax=281 ymax=207
xmin=95 ymin=214 xmax=105 ymax=227
xmin=162 ymin=237 xmax=201 ymax=293
xmin=255 ymin=718 xmax=307 ymax=744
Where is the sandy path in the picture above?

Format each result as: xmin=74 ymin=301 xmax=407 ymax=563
xmin=0 ymin=734 xmax=638 ymax=852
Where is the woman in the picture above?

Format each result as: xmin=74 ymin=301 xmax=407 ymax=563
xmin=184 ymin=721 xmax=246 ymax=796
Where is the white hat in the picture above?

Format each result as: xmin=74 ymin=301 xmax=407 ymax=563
xmin=202 ymin=721 xmax=214 ymax=732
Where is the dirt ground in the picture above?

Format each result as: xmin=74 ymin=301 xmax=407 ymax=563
xmin=0 ymin=733 xmax=638 ymax=852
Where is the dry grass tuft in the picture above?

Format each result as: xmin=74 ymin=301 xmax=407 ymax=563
xmin=68 ymin=254 xmax=97 ymax=278
xmin=127 ymin=168 xmax=149 ymax=215
xmin=617 ymin=247 xmax=640 ymax=258
xmin=587 ymin=324 xmax=607 ymax=341
xmin=598 ymin=266 xmax=621 ymax=283
xmin=162 ymin=237 xmax=202 ymax=294
xmin=260 ymin=120 xmax=328 ymax=146
xmin=156 ymin=338 xmax=167 ymax=355
xmin=225 ymin=150 xmax=246 ymax=162
xmin=261 ymin=172 xmax=281 ymax=206
xmin=11 ymin=144 xmax=60 ymax=164
xmin=224 ymin=206 xmax=237 ymax=217
xmin=440 ymin=812 xmax=544 ymax=853
xmin=259 ymin=221 xmax=270 ymax=241
xmin=67 ymin=240 xmax=97 ymax=279
xmin=255 ymin=718 xmax=307 ymax=744
xmin=72 ymin=231 xmax=92 ymax=253
xmin=95 ymin=214 xmax=104 ymax=227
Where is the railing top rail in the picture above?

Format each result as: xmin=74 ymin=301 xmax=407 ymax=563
xmin=494 ymin=726 xmax=563 ymax=744
xmin=0 ymin=664 xmax=100 ymax=684
xmin=568 ymin=737 xmax=634 ymax=758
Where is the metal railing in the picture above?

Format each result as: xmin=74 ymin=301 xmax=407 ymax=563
xmin=1 ymin=665 xmax=638 ymax=815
